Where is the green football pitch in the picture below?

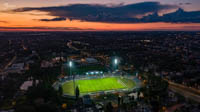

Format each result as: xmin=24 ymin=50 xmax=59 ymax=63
xmin=62 ymin=77 xmax=135 ymax=96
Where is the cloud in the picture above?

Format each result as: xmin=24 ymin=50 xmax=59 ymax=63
xmin=0 ymin=26 xmax=94 ymax=31
xmin=185 ymin=3 xmax=192 ymax=5
xmin=182 ymin=26 xmax=200 ymax=29
xmin=39 ymin=17 xmax=66 ymax=22
xmin=0 ymin=21 xmax=8 ymax=23
xmin=3 ymin=2 xmax=16 ymax=10
xmin=141 ymin=8 xmax=200 ymax=23
xmin=10 ymin=2 xmax=200 ymax=23
xmin=179 ymin=2 xmax=192 ymax=5
xmin=12 ymin=2 xmax=178 ymax=23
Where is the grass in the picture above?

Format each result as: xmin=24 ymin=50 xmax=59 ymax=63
xmin=62 ymin=77 xmax=135 ymax=96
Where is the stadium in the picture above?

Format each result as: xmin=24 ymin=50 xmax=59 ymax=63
xmin=53 ymin=58 xmax=140 ymax=96
xmin=62 ymin=74 xmax=136 ymax=96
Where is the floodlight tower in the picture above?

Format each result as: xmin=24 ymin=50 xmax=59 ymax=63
xmin=114 ymin=58 xmax=119 ymax=71
xmin=69 ymin=61 xmax=75 ymax=95
xmin=69 ymin=61 xmax=73 ymax=76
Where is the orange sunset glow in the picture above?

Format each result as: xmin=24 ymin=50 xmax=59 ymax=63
xmin=0 ymin=0 xmax=200 ymax=31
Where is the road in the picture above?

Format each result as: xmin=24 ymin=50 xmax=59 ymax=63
xmin=67 ymin=41 xmax=79 ymax=51
xmin=67 ymin=40 xmax=90 ymax=56
xmin=3 ymin=56 xmax=17 ymax=71
xmin=167 ymin=104 xmax=184 ymax=112
xmin=167 ymin=80 xmax=200 ymax=103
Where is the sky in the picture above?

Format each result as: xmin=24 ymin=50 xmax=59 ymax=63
xmin=0 ymin=0 xmax=200 ymax=31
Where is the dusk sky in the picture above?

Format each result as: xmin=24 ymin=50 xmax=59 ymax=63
xmin=0 ymin=0 xmax=200 ymax=31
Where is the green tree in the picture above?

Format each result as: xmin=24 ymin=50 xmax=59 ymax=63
xmin=75 ymin=86 xmax=80 ymax=100
xmin=58 ymin=85 xmax=63 ymax=96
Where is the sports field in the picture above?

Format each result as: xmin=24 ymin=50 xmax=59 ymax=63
xmin=62 ymin=77 xmax=135 ymax=96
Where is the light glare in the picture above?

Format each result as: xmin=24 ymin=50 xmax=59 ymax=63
xmin=69 ymin=61 xmax=72 ymax=67
xmin=114 ymin=58 xmax=118 ymax=65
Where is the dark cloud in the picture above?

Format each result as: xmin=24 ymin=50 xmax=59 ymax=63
xmin=39 ymin=17 xmax=66 ymax=22
xmin=185 ymin=3 xmax=192 ymax=5
xmin=12 ymin=2 xmax=178 ymax=23
xmin=141 ymin=8 xmax=200 ymax=23
xmin=11 ymin=2 xmax=200 ymax=23
xmin=179 ymin=2 xmax=192 ymax=5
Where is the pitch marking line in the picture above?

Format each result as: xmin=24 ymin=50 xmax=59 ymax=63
xmin=118 ymin=79 xmax=127 ymax=88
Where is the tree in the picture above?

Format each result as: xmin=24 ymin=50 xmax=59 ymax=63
xmin=75 ymin=86 xmax=80 ymax=100
xmin=58 ymin=85 xmax=63 ymax=96
xmin=143 ymin=73 xmax=169 ymax=111
xmin=105 ymin=102 xmax=113 ymax=112
xmin=16 ymin=105 xmax=36 ymax=112
xmin=118 ymin=96 xmax=121 ymax=107
xmin=36 ymin=104 xmax=57 ymax=112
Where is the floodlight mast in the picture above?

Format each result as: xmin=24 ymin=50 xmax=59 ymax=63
xmin=69 ymin=61 xmax=72 ymax=68
xmin=69 ymin=60 xmax=75 ymax=95
xmin=69 ymin=61 xmax=73 ymax=77
xmin=114 ymin=58 xmax=118 ymax=65
xmin=114 ymin=58 xmax=118 ymax=71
